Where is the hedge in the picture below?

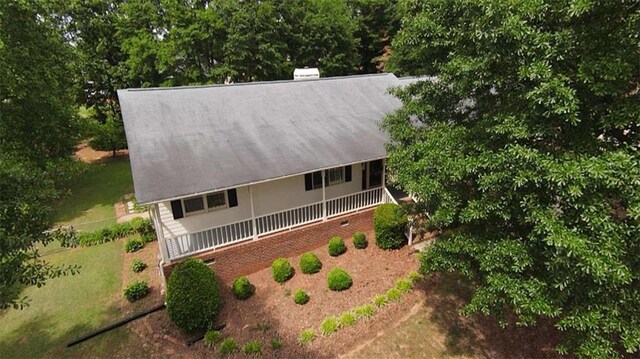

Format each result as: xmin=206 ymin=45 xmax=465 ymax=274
xmin=232 ymin=276 xmax=254 ymax=300
xmin=328 ymin=236 xmax=347 ymax=256
xmin=77 ymin=217 xmax=154 ymax=247
xmin=272 ymin=258 xmax=294 ymax=283
xmin=166 ymin=258 xmax=222 ymax=332
xmin=373 ymin=203 xmax=408 ymax=250
xmin=299 ymin=252 xmax=322 ymax=274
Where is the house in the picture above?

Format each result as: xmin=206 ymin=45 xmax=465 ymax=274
xmin=118 ymin=73 xmax=414 ymax=279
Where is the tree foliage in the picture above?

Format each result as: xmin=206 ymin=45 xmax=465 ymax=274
xmin=385 ymin=1 xmax=640 ymax=357
xmin=0 ymin=0 xmax=81 ymax=310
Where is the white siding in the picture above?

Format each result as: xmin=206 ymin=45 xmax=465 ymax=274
xmin=158 ymin=163 xmax=367 ymax=239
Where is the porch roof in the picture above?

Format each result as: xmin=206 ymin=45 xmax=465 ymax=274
xmin=119 ymin=73 xmax=411 ymax=204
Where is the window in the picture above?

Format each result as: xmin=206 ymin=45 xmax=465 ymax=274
xmin=327 ymin=167 xmax=344 ymax=185
xmin=183 ymin=196 xmax=205 ymax=214
xmin=183 ymin=191 xmax=227 ymax=216
xmin=206 ymin=192 xmax=226 ymax=209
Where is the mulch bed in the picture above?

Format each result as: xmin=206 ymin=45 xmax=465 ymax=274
xmin=138 ymin=229 xmax=421 ymax=358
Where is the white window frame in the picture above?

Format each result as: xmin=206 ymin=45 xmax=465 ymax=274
xmin=182 ymin=191 xmax=229 ymax=216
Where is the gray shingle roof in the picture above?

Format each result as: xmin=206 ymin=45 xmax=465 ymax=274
xmin=119 ymin=73 xmax=407 ymax=204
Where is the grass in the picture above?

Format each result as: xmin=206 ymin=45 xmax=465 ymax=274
xmin=0 ymin=240 xmax=126 ymax=358
xmin=53 ymin=157 xmax=133 ymax=232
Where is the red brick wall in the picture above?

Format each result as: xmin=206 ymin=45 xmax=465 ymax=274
xmin=163 ymin=208 xmax=374 ymax=282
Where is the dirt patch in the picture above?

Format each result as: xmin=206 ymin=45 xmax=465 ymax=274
xmin=74 ymin=142 xmax=128 ymax=164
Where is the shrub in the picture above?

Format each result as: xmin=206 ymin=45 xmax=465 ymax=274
xmin=299 ymin=252 xmax=322 ymax=274
xmin=408 ymin=271 xmax=422 ymax=283
xmin=123 ymin=281 xmax=149 ymax=302
xmin=298 ymin=329 xmax=315 ymax=344
xmin=352 ymin=231 xmax=368 ymax=249
xmin=339 ymin=312 xmax=356 ymax=327
xmin=271 ymin=258 xmax=294 ymax=283
xmin=328 ymin=236 xmax=347 ymax=256
xmin=219 ymin=338 xmax=239 ymax=355
xmin=373 ymin=294 xmax=388 ymax=308
xmin=242 ymin=340 xmax=262 ymax=355
xmin=131 ymin=259 xmax=147 ymax=273
xmin=327 ymin=268 xmax=353 ymax=291
xmin=125 ymin=238 xmax=144 ymax=253
xmin=354 ymin=304 xmax=375 ymax=319
xmin=395 ymin=278 xmax=413 ymax=293
xmin=140 ymin=231 xmax=155 ymax=243
xmin=320 ymin=317 xmax=339 ymax=336
xmin=166 ymin=258 xmax=222 ymax=332
xmin=76 ymin=219 xmax=153 ymax=247
xmin=232 ymin=276 xmax=254 ymax=300
xmin=373 ymin=203 xmax=408 ymax=250
xmin=294 ymin=289 xmax=309 ymax=305
xmin=270 ymin=338 xmax=283 ymax=350
xmin=130 ymin=217 xmax=152 ymax=233
xmin=386 ymin=287 xmax=403 ymax=302
xmin=203 ymin=330 xmax=222 ymax=347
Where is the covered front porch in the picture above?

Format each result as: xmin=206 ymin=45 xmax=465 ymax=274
xmin=157 ymin=187 xmax=396 ymax=261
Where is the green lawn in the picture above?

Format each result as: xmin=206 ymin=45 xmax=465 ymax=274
xmin=53 ymin=157 xmax=133 ymax=232
xmin=0 ymin=240 xmax=130 ymax=358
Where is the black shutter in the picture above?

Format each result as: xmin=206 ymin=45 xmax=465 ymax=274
xmin=313 ymin=171 xmax=322 ymax=189
xmin=345 ymin=165 xmax=352 ymax=182
xmin=304 ymin=173 xmax=313 ymax=191
xmin=227 ymin=188 xmax=238 ymax=207
xmin=324 ymin=170 xmax=329 ymax=186
xmin=170 ymin=200 xmax=184 ymax=220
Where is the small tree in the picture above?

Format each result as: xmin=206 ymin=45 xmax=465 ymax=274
xmin=89 ymin=115 xmax=127 ymax=156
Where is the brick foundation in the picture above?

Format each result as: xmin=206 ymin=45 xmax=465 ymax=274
xmin=162 ymin=208 xmax=374 ymax=283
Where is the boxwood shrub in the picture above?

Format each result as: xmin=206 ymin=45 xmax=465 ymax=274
xmin=299 ymin=252 xmax=322 ymax=274
xmin=294 ymin=289 xmax=309 ymax=305
xmin=166 ymin=258 xmax=222 ymax=332
xmin=232 ymin=276 xmax=254 ymax=300
xmin=327 ymin=268 xmax=352 ymax=291
xmin=328 ymin=236 xmax=346 ymax=256
xmin=352 ymin=231 xmax=368 ymax=249
xmin=271 ymin=258 xmax=294 ymax=283
xmin=373 ymin=203 xmax=408 ymax=250
xmin=123 ymin=281 xmax=149 ymax=302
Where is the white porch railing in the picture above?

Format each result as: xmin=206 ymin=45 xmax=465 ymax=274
xmin=165 ymin=218 xmax=253 ymax=260
xmin=256 ymin=202 xmax=323 ymax=236
xmin=328 ymin=187 xmax=388 ymax=218
xmin=164 ymin=187 xmax=390 ymax=261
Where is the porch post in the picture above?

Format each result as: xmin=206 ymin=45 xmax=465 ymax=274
xmin=322 ymin=171 xmax=327 ymax=221
xmin=152 ymin=204 xmax=171 ymax=265
xmin=249 ymin=185 xmax=258 ymax=239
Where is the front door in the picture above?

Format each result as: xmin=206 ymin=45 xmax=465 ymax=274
xmin=368 ymin=159 xmax=383 ymax=188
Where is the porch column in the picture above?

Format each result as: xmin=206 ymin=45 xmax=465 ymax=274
xmin=249 ymin=185 xmax=258 ymax=239
xmin=382 ymin=158 xmax=387 ymax=187
xmin=152 ymin=204 xmax=171 ymax=265
xmin=322 ymin=170 xmax=327 ymax=221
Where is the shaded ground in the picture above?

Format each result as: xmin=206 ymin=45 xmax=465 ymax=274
xmin=347 ymin=274 xmax=563 ymax=359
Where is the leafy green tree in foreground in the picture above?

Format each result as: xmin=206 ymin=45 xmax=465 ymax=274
xmin=0 ymin=0 xmax=80 ymax=309
xmin=385 ymin=1 xmax=639 ymax=357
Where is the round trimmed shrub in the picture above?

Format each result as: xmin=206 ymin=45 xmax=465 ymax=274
xmin=166 ymin=258 xmax=222 ymax=332
xmin=374 ymin=203 xmax=408 ymax=250
xmin=327 ymin=268 xmax=353 ymax=291
xmin=299 ymin=252 xmax=322 ymax=274
xmin=271 ymin=258 xmax=294 ymax=283
xmin=232 ymin=276 xmax=254 ymax=300
xmin=328 ymin=236 xmax=347 ymax=256
xmin=352 ymin=231 xmax=368 ymax=249
xmin=294 ymin=289 xmax=310 ymax=305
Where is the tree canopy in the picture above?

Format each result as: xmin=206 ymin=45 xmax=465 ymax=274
xmin=0 ymin=0 xmax=80 ymax=310
xmin=384 ymin=1 xmax=640 ymax=357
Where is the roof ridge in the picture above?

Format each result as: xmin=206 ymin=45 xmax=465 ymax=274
xmin=123 ymin=73 xmax=396 ymax=92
